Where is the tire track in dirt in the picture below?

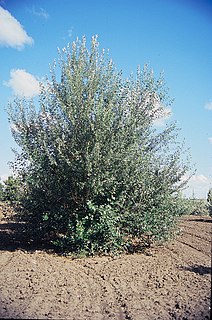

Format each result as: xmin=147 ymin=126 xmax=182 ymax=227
xmin=176 ymin=238 xmax=210 ymax=256
xmin=178 ymin=229 xmax=210 ymax=242
xmin=178 ymin=224 xmax=212 ymax=235
xmin=166 ymin=217 xmax=211 ymax=268
xmin=79 ymin=258 xmax=134 ymax=319
xmin=0 ymin=252 xmax=15 ymax=269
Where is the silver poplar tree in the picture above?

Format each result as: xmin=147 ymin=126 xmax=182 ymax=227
xmin=8 ymin=36 xmax=191 ymax=254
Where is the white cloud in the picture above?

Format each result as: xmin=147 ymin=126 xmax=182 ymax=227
xmin=182 ymin=174 xmax=211 ymax=199
xmin=190 ymin=174 xmax=209 ymax=184
xmin=4 ymin=69 xmax=40 ymax=97
xmin=209 ymin=137 xmax=212 ymax=144
xmin=0 ymin=7 xmax=33 ymax=50
xmin=153 ymin=106 xmax=172 ymax=126
xmin=143 ymin=91 xmax=172 ymax=127
xmin=62 ymin=27 xmax=74 ymax=41
xmin=30 ymin=7 xmax=49 ymax=19
xmin=68 ymin=28 xmax=73 ymax=38
xmin=205 ymin=101 xmax=212 ymax=110
xmin=0 ymin=174 xmax=9 ymax=182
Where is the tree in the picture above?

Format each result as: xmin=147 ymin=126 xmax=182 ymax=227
xmin=7 ymin=36 xmax=191 ymax=254
xmin=207 ymin=189 xmax=212 ymax=216
xmin=0 ymin=181 xmax=4 ymax=201
xmin=0 ymin=176 xmax=21 ymax=204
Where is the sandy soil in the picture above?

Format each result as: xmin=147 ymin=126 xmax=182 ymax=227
xmin=0 ymin=204 xmax=211 ymax=319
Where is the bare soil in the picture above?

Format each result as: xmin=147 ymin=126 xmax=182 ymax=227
xmin=0 ymin=203 xmax=211 ymax=319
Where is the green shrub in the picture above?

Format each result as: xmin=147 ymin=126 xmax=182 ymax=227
xmin=185 ymin=198 xmax=210 ymax=216
xmin=0 ymin=181 xmax=4 ymax=201
xmin=7 ymin=36 xmax=191 ymax=255
xmin=207 ymin=189 xmax=212 ymax=216
xmin=0 ymin=176 xmax=22 ymax=204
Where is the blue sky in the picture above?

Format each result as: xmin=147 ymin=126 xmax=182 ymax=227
xmin=0 ymin=0 xmax=211 ymax=198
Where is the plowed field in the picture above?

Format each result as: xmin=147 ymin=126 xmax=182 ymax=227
xmin=0 ymin=204 xmax=211 ymax=319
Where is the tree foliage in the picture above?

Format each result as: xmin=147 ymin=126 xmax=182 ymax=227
xmin=0 ymin=181 xmax=4 ymax=201
xmin=207 ymin=189 xmax=212 ymax=216
xmin=0 ymin=176 xmax=21 ymax=203
xmin=8 ymin=36 xmax=191 ymax=254
xmin=185 ymin=198 xmax=210 ymax=216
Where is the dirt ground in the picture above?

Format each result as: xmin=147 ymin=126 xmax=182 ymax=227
xmin=0 ymin=204 xmax=211 ymax=319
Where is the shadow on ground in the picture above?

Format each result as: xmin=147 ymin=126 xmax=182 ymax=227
xmin=187 ymin=218 xmax=212 ymax=223
xmin=178 ymin=265 xmax=211 ymax=276
xmin=0 ymin=220 xmax=54 ymax=252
